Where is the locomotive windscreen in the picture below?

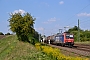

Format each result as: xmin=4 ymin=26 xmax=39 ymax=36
xmin=66 ymin=34 xmax=74 ymax=39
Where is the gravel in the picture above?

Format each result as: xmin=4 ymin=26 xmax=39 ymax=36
xmin=49 ymin=44 xmax=90 ymax=57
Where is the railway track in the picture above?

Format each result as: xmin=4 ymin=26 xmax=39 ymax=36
xmin=48 ymin=44 xmax=90 ymax=57
xmin=75 ymin=44 xmax=90 ymax=48
xmin=73 ymin=44 xmax=90 ymax=52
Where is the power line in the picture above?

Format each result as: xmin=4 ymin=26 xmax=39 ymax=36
xmin=79 ymin=17 xmax=90 ymax=26
xmin=79 ymin=18 xmax=90 ymax=30
xmin=66 ymin=3 xmax=90 ymax=26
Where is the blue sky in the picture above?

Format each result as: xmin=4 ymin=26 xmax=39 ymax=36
xmin=0 ymin=0 xmax=90 ymax=36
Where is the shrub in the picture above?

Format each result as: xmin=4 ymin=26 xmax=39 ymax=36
xmin=0 ymin=32 xmax=4 ymax=35
xmin=5 ymin=32 xmax=11 ymax=35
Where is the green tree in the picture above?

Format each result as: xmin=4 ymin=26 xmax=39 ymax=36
xmin=68 ymin=26 xmax=83 ymax=32
xmin=68 ymin=26 xmax=84 ymax=42
xmin=8 ymin=12 xmax=35 ymax=42
xmin=34 ymin=31 xmax=39 ymax=39
xmin=83 ymin=30 xmax=90 ymax=41
xmin=0 ymin=32 xmax=4 ymax=35
xmin=68 ymin=26 xmax=78 ymax=32
xmin=5 ymin=32 xmax=11 ymax=35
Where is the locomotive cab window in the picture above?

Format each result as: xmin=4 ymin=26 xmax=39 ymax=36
xmin=66 ymin=34 xmax=74 ymax=39
xmin=69 ymin=35 xmax=74 ymax=39
xmin=66 ymin=35 xmax=69 ymax=39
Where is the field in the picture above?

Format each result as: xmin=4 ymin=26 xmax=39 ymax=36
xmin=0 ymin=35 xmax=53 ymax=60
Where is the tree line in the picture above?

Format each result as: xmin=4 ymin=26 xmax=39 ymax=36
xmin=68 ymin=26 xmax=90 ymax=42
xmin=0 ymin=32 xmax=11 ymax=35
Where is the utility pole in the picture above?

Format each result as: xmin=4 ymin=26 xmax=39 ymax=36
xmin=64 ymin=27 xmax=66 ymax=32
xmin=42 ymin=28 xmax=45 ymax=43
xmin=59 ymin=29 xmax=63 ymax=34
xmin=78 ymin=19 xmax=80 ymax=42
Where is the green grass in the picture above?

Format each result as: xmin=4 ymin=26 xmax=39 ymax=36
xmin=0 ymin=35 xmax=53 ymax=60
xmin=75 ymin=41 xmax=90 ymax=44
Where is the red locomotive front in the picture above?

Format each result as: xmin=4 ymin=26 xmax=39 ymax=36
xmin=64 ymin=33 xmax=74 ymax=46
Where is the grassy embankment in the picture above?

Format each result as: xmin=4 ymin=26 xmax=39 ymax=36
xmin=0 ymin=35 xmax=53 ymax=60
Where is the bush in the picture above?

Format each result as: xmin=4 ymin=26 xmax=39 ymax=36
xmin=5 ymin=32 xmax=11 ymax=35
xmin=0 ymin=32 xmax=4 ymax=35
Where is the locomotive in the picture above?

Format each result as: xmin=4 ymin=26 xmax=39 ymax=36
xmin=45 ymin=32 xmax=74 ymax=47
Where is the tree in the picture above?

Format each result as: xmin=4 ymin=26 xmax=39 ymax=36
xmin=34 ymin=31 xmax=39 ymax=39
xmin=8 ymin=12 xmax=35 ymax=42
xmin=68 ymin=26 xmax=83 ymax=33
xmin=5 ymin=32 xmax=10 ymax=35
xmin=0 ymin=32 xmax=4 ymax=35
xmin=68 ymin=26 xmax=78 ymax=32
xmin=67 ymin=26 xmax=84 ymax=42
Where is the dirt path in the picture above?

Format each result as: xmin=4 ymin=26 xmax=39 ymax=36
xmin=0 ymin=35 xmax=6 ymax=40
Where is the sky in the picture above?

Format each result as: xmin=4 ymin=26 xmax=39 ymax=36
xmin=0 ymin=0 xmax=90 ymax=36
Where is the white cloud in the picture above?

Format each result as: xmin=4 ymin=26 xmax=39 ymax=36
xmin=59 ymin=1 xmax=64 ymax=5
xmin=77 ymin=12 xmax=90 ymax=17
xmin=48 ymin=17 xmax=56 ymax=22
xmin=12 ymin=9 xmax=26 ymax=15
xmin=43 ymin=17 xmax=56 ymax=24
xmin=43 ymin=22 xmax=49 ymax=24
